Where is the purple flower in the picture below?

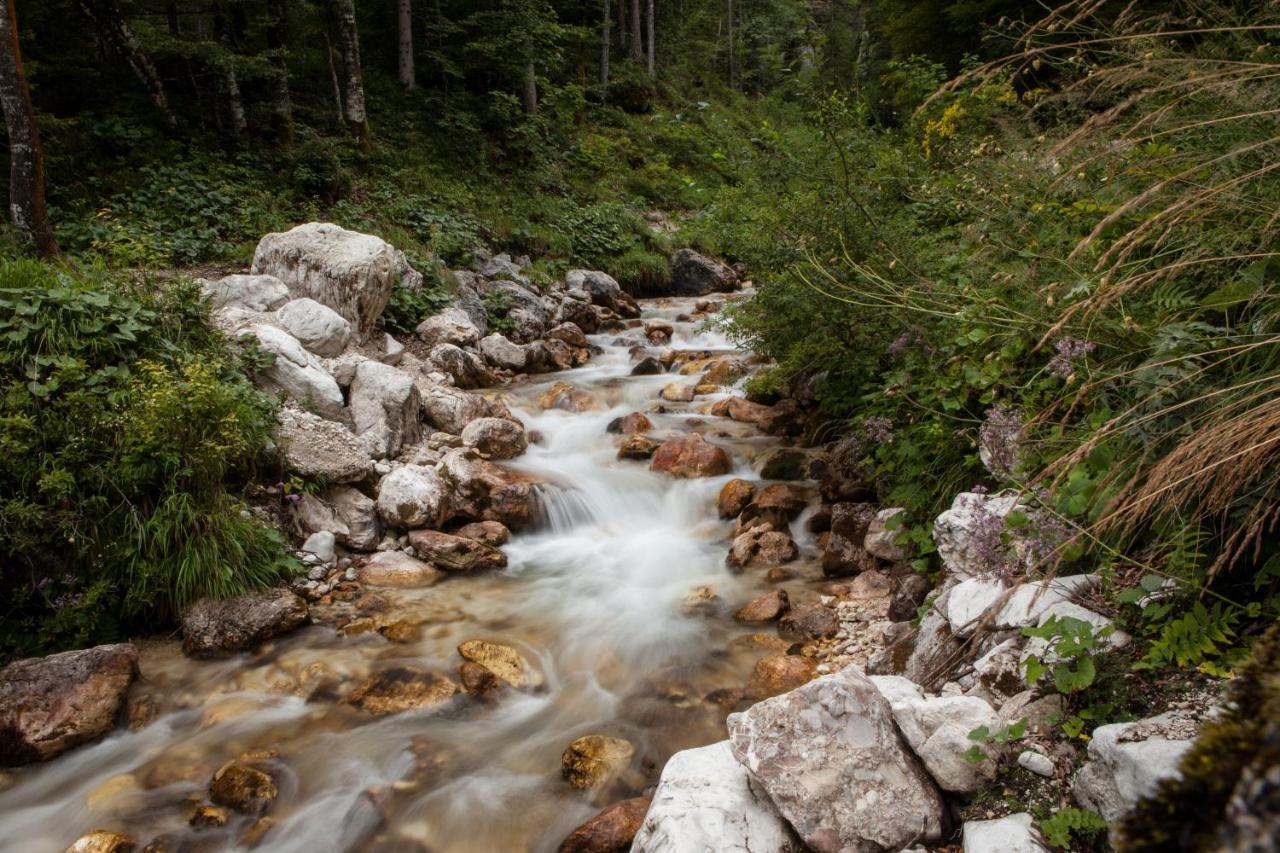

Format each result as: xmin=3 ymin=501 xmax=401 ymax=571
xmin=968 ymin=499 xmax=1020 ymax=583
xmin=285 ymin=493 xmax=302 ymax=504
xmin=887 ymin=326 xmax=930 ymax=359
xmin=1047 ymin=336 xmax=1097 ymax=378
xmin=979 ymin=405 xmax=1023 ymax=479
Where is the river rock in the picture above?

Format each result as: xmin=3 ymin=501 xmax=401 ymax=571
xmin=350 ymin=360 xmax=421 ymax=459
xmin=566 ymin=269 xmax=640 ymax=318
xmin=376 ymin=465 xmax=450 ymax=529
xmin=408 ymin=529 xmax=507 ymax=573
xmin=659 ymin=381 xmax=694 ymax=402
xmin=724 ymin=397 xmax=772 ymax=426
xmin=630 ymin=357 xmax=664 ymax=376
xmin=416 ymin=306 xmax=481 ymax=349
xmin=440 ymin=448 xmax=536 ymax=528
xmin=358 ymin=551 xmax=444 ymax=587
xmin=182 ymin=589 xmax=309 ymax=658
xmin=758 ymin=447 xmax=807 ymax=480
xmin=962 ymin=813 xmax=1042 ymax=853
xmin=630 ymin=740 xmax=800 ymax=853
xmin=202 ymin=273 xmax=290 ymax=313
xmin=429 ymin=343 xmax=490 ymax=389
xmin=777 ymin=603 xmax=839 ymax=642
xmin=728 ymin=527 xmax=798 ymax=568
xmin=555 ymin=295 xmax=601 ymax=334
xmin=540 ymin=382 xmax=601 ymax=413
xmin=210 ymin=761 xmax=278 ymax=815
xmin=822 ymin=502 xmax=878 ymax=577
xmin=461 ymin=417 xmax=528 ymax=460
xmin=821 ymin=434 xmax=875 ymax=502
xmin=753 ymin=483 xmax=808 ymax=519
xmin=241 ymin=324 xmax=345 ymax=420
xmin=547 ymin=321 xmax=589 ymax=349
xmin=277 ymin=297 xmax=352 ymax=358
xmin=606 ymin=412 xmax=653 ymax=435
xmin=735 ymin=590 xmax=790 ymax=623
xmin=557 ymin=796 xmax=650 ymax=853
xmin=454 ymin=520 xmax=510 ymax=546
xmin=759 ymin=399 xmax=805 ymax=437
xmin=65 ymin=831 xmax=137 ymax=853
xmin=457 ymin=640 xmax=539 ymax=689
xmin=1071 ymin=711 xmax=1200 ymax=821
xmin=717 ymin=479 xmax=756 ymax=518
xmin=562 ymin=735 xmax=635 ymax=789
xmin=617 ymin=434 xmax=661 ymax=460
xmin=418 ymin=382 xmax=488 ymax=435
xmin=274 ymin=405 xmax=373 ymax=484
xmin=326 ymin=485 xmax=381 ymax=551
xmin=650 ymin=434 xmax=731 ymax=478
xmin=727 ymin=665 xmax=945 ymax=852
xmin=645 ymin=320 xmax=674 ymax=344
xmin=669 ymin=249 xmax=738 ymax=296
xmin=477 ymin=333 xmax=527 ymax=371
xmin=252 ymin=222 xmax=419 ymax=338
xmin=346 ymin=667 xmax=461 ymax=716
xmin=864 ymin=507 xmax=906 ymax=561
xmin=748 ymin=654 xmax=817 ymax=699
xmin=0 ymin=644 xmax=138 ymax=765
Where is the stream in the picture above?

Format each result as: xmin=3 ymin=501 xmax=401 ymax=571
xmin=0 ymin=293 xmax=823 ymax=853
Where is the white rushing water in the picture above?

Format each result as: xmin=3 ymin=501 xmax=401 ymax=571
xmin=0 ymin=293 xmax=813 ymax=853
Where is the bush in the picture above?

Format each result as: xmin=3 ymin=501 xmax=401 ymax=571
xmin=0 ymin=261 xmax=296 ymax=656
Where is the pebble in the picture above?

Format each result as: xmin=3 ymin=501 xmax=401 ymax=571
xmin=1017 ymin=750 xmax=1055 ymax=777
xmin=374 ymin=461 xmax=393 ymax=476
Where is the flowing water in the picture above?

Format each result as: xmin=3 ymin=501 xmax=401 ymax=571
xmin=0 ymin=294 xmax=822 ymax=853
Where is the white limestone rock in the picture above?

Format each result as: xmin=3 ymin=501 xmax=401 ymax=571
xmin=1071 ymin=711 xmax=1200 ymax=821
xmin=349 ymin=360 xmax=421 ymax=459
xmin=274 ymin=405 xmax=373 ymax=484
xmin=375 ymin=464 xmax=450 ymax=530
xmin=241 ymin=324 xmax=345 ymax=421
xmin=201 ymin=273 xmax=290 ymax=312
xmin=277 ymin=297 xmax=352 ymax=358
xmin=962 ymin=813 xmax=1043 ymax=853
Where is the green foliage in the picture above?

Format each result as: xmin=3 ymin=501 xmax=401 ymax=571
xmin=1022 ymin=616 xmax=1108 ymax=695
xmin=0 ymin=261 xmax=295 ymax=655
xmin=483 ymin=288 xmax=517 ymax=335
xmin=963 ymin=717 xmax=1026 ymax=763
xmin=1040 ymin=807 xmax=1108 ymax=850
xmin=382 ymin=278 xmax=455 ymax=335
xmin=1132 ymin=601 xmax=1243 ymax=675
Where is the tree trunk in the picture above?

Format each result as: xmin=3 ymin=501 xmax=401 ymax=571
xmin=397 ymin=0 xmax=413 ymax=89
xmin=0 ymin=0 xmax=57 ymax=256
xmin=726 ymin=0 xmax=735 ymax=91
xmin=164 ymin=1 xmax=180 ymax=36
xmin=628 ymin=0 xmax=642 ymax=63
xmin=646 ymin=0 xmax=654 ymax=76
xmin=215 ymin=5 xmax=245 ymax=140
xmin=266 ymin=0 xmax=293 ymax=147
xmin=76 ymin=0 xmax=176 ymax=128
xmin=615 ymin=0 xmax=626 ymax=54
xmin=599 ymin=0 xmax=609 ymax=100
xmin=333 ymin=0 xmax=369 ymax=147
xmin=521 ymin=61 xmax=537 ymax=114
xmin=324 ymin=32 xmax=344 ymax=125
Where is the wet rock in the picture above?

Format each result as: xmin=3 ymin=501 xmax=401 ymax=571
xmin=717 ymin=478 xmax=756 ymax=519
xmin=765 ymin=567 xmax=794 ymax=583
xmin=822 ymin=502 xmax=878 ymax=577
xmin=458 ymin=661 xmax=502 ymax=697
xmin=65 ymin=831 xmax=137 ymax=853
xmin=210 ymin=762 xmax=278 ymax=815
xmin=659 ymin=382 xmax=695 ymax=402
xmin=753 ymin=483 xmax=808 ymax=520
xmin=777 ymin=603 xmax=839 ymax=642
xmin=606 ymin=413 xmax=653 ymax=435
xmin=528 ymin=337 xmax=579 ymax=372
xmin=457 ymin=640 xmax=539 ymax=689
xmin=650 ymin=434 xmax=731 ymax=478
xmin=454 ymin=520 xmax=510 ymax=546
xmin=617 ymin=434 xmax=661 ymax=460
xmin=460 ymin=417 xmax=528 ymax=460
xmin=748 ymin=654 xmax=817 ymax=699
xmin=539 ymin=382 xmax=602 ymax=413
xmin=0 ymin=644 xmax=138 ymax=765
xmin=630 ymin=740 xmax=799 ymax=853
xmin=419 ymin=383 xmax=488 ymax=435
xmin=566 ymin=269 xmax=640 ymax=318
xmin=889 ymin=572 xmax=933 ymax=622
xmin=727 ymin=665 xmax=945 ymax=852
xmin=190 ymin=804 xmax=230 ymax=828
xmin=758 ymin=399 xmax=804 ymax=437
xmin=681 ymin=585 xmax=722 ymax=616
xmin=275 ymin=405 xmax=374 ymax=484
xmin=644 ymin=320 xmax=674 ymax=345
xmin=728 ymin=526 xmax=798 ymax=568
xmin=415 ymin=306 xmax=480 ymax=349
xmin=735 ymin=590 xmax=790 ymax=623
xmin=253 ymin=222 xmax=420 ymax=338
xmin=277 ymin=297 xmax=352 ymax=358
xmin=1071 ymin=711 xmax=1200 ymax=821
xmin=630 ymin=357 xmax=664 ymax=376
xmin=241 ymin=324 xmax=345 ymax=420
xmin=358 ymin=552 xmax=444 ymax=587
xmin=547 ymin=321 xmax=589 ymax=349
xmin=669 ymin=249 xmax=738 ymax=296
xmin=723 ymin=397 xmax=772 ymax=426
xmin=429 ymin=343 xmax=490 ymax=389
xmin=440 ymin=448 xmax=536 ymax=529
xmin=557 ymin=796 xmax=651 ymax=853
xmin=864 ymin=507 xmax=907 ymax=562
xmin=346 ymin=667 xmax=461 ymax=716
xmin=376 ymin=465 xmax=450 ymax=530
xmin=758 ymin=447 xmax=807 ymax=481
xmin=962 ymin=813 xmax=1042 ymax=853
xmin=408 ymin=530 xmax=507 ymax=573
xmin=182 ymin=589 xmax=309 ymax=659
xmin=202 ymin=273 xmax=290 ymax=313
xmin=477 ymin=333 xmax=527 ymax=371
xmin=556 ymin=296 xmax=601 ymax=334
xmin=700 ymin=357 xmax=746 ymax=387
xmin=562 ymin=735 xmax=635 ymax=790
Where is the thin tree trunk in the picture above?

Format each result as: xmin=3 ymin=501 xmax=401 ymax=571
xmin=600 ymin=0 xmax=610 ymax=100
xmin=215 ymin=6 xmax=246 ymax=139
xmin=646 ymin=0 xmax=654 ymax=76
xmin=0 ymin=0 xmax=57 ymax=256
xmin=397 ymin=0 xmax=413 ymax=89
xmin=615 ymin=0 xmax=626 ymax=54
xmin=726 ymin=0 xmax=734 ymax=91
xmin=324 ymin=32 xmax=344 ymax=125
xmin=76 ymin=0 xmax=176 ymax=128
xmin=333 ymin=0 xmax=369 ymax=147
xmin=165 ymin=1 xmax=180 ymax=36
xmin=521 ymin=61 xmax=537 ymax=114
xmin=628 ymin=0 xmax=642 ymax=62
xmin=266 ymin=0 xmax=293 ymax=147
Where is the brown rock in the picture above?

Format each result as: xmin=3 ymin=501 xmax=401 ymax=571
xmin=777 ymin=604 xmax=840 ymax=642
xmin=562 ymin=735 xmax=635 ymax=789
xmin=346 ymin=668 xmax=460 ymax=716
xmin=617 ymin=434 xmax=661 ymax=460
xmin=659 ymin=382 xmax=696 ymax=403
xmin=547 ymin=321 xmax=589 ymax=349
xmin=210 ymin=762 xmax=278 ymax=815
xmin=606 ymin=413 xmax=654 ymax=434
xmin=644 ymin=320 xmax=673 ymax=343
xmin=441 ymin=447 xmax=538 ymax=529
xmin=725 ymin=397 xmax=772 ymax=425
xmin=457 ymin=640 xmax=539 ymax=689
xmin=709 ymin=397 xmax=733 ymax=417
xmin=681 ymin=585 xmax=722 ymax=616
xmin=65 ymin=831 xmax=136 ymax=853
xmin=759 ymin=399 xmax=804 ymax=437
xmin=190 ymin=805 xmax=229 ymax=828
xmin=408 ymin=529 xmax=507 ymax=573
xmin=753 ymin=484 xmax=809 ymax=519
xmin=358 ymin=551 xmax=445 ymax=587
xmin=748 ymin=654 xmax=818 ymax=699
xmin=765 ymin=567 xmax=794 ymax=583
xmin=888 ymin=572 xmax=933 ymax=622
xmin=630 ymin=357 xmax=664 ymax=376
xmin=0 ymin=643 xmax=139 ymax=765
xmin=377 ymin=620 xmax=422 ymax=644
xmin=822 ymin=502 xmax=878 ymax=578
xmin=454 ymin=520 xmax=511 ymax=546
xmin=557 ymin=796 xmax=652 ymax=853
xmin=650 ymin=434 xmax=731 ymax=478
xmin=734 ymin=590 xmax=790 ymax=623
xmin=701 ymin=358 xmax=745 ymax=386
xmin=539 ymin=382 xmax=601 ymax=413
xmin=182 ymin=589 xmax=309 ymax=659
xmin=728 ymin=526 xmax=798 ymax=568
xmin=458 ymin=661 xmax=502 ymax=696
xmin=716 ymin=478 xmax=756 ymax=519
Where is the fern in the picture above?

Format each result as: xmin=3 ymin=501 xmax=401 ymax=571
xmin=1134 ymin=601 xmax=1239 ymax=672
xmin=1040 ymin=807 xmax=1107 ymax=849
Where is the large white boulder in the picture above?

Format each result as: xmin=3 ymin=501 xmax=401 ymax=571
xmin=274 ymin=405 xmax=373 ymax=484
xmin=415 ymin=306 xmax=481 ymax=349
xmin=419 ymin=382 xmax=489 ymax=435
xmin=349 ymin=360 xmax=421 ymax=459
xmin=565 ymin=269 xmax=639 ymax=317
xmin=1071 ymin=711 xmax=1199 ymax=821
xmin=460 ymin=417 xmax=527 ymax=460
xmin=252 ymin=222 xmax=421 ymax=338
xmin=477 ymin=333 xmax=527 ymax=371
xmin=728 ymin=665 xmax=944 ymax=852
xmin=201 ymin=273 xmax=290 ymax=312
xmin=887 ymin=693 xmax=1001 ymax=793
xmin=241 ymin=324 xmax=345 ymax=421
xmin=277 ymin=297 xmax=352 ymax=358
xmin=962 ymin=813 xmax=1043 ymax=853
xmin=933 ymin=490 xmax=1021 ymax=579
xmin=375 ymin=465 xmax=450 ymax=529
xmin=326 ymin=485 xmax=380 ymax=551
xmin=629 ymin=740 xmax=801 ymax=853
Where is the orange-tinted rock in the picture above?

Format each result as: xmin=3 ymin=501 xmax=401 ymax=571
xmin=749 ymin=654 xmax=818 ymax=698
xmin=753 ymin=483 xmax=809 ymax=519
xmin=210 ymin=762 xmax=277 ymax=815
xmin=606 ymin=413 xmax=654 ymax=435
xmin=557 ymin=796 xmax=652 ymax=853
xmin=660 ymin=382 xmax=696 ymax=403
xmin=650 ymin=434 xmax=731 ymax=478
xmin=617 ymin=434 xmax=661 ymax=460
xmin=65 ymin=831 xmax=136 ymax=853
xmin=562 ymin=735 xmax=635 ymax=789
xmin=717 ymin=478 xmax=756 ymax=519
xmin=539 ymin=382 xmax=602 ymax=412
xmin=407 ymin=529 xmax=507 ymax=573
xmin=454 ymin=520 xmax=511 ymax=546
xmin=345 ymin=668 xmax=460 ymax=716
xmin=734 ymin=590 xmax=790 ymax=623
